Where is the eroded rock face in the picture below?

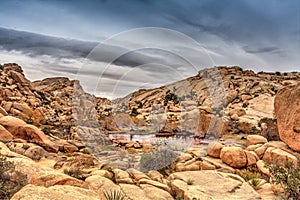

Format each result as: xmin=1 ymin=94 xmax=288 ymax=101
xmin=169 ymin=171 xmax=261 ymax=200
xmin=275 ymin=83 xmax=300 ymax=152
xmin=0 ymin=116 xmax=58 ymax=152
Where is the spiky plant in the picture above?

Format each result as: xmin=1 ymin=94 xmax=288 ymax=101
xmin=103 ymin=190 xmax=127 ymax=200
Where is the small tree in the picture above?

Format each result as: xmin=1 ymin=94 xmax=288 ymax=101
xmin=267 ymin=162 xmax=300 ymax=199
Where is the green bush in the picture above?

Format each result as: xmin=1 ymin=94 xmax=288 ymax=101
xmin=237 ymin=166 xmax=261 ymax=182
xmin=267 ymin=162 xmax=300 ymax=199
xmin=0 ymin=156 xmax=27 ymax=199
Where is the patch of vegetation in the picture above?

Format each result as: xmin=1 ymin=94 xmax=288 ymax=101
xmin=248 ymin=178 xmax=261 ymax=190
xmin=267 ymin=162 xmax=300 ymax=199
xmin=134 ymin=101 xmax=143 ymax=109
xmin=63 ymin=167 xmax=83 ymax=180
xmin=139 ymin=146 xmax=179 ymax=173
xmin=187 ymin=178 xmax=195 ymax=185
xmin=164 ymin=92 xmax=179 ymax=106
xmin=103 ymin=190 xmax=127 ymax=200
xmin=37 ymin=91 xmax=50 ymax=105
xmin=0 ymin=156 xmax=27 ymax=199
xmin=130 ymin=107 xmax=139 ymax=117
xmin=237 ymin=166 xmax=261 ymax=182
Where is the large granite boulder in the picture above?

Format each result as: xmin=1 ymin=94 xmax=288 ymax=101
xmin=220 ymin=146 xmax=247 ymax=168
xmin=275 ymin=83 xmax=300 ymax=152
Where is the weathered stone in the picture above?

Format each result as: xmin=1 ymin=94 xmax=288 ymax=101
xmin=262 ymin=147 xmax=298 ymax=167
xmin=85 ymin=175 xmax=120 ymax=194
xmin=244 ymin=150 xmax=259 ymax=166
xmin=246 ymin=135 xmax=268 ymax=146
xmin=24 ymin=145 xmax=47 ymax=161
xmin=220 ymin=147 xmax=247 ymax=168
xmin=29 ymin=169 xmax=88 ymax=188
xmin=169 ymin=171 xmax=261 ymax=200
xmin=275 ymin=83 xmax=300 ymax=152
xmin=11 ymin=184 xmax=100 ymax=200
xmin=0 ymin=124 xmax=14 ymax=142
xmin=140 ymin=184 xmax=174 ymax=200
xmin=256 ymin=160 xmax=270 ymax=176
xmin=113 ymin=169 xmax=134 ymax=184
xmin=206 ymin=141 xmax=224 ymax=158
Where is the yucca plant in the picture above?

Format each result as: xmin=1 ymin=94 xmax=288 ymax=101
xmin=103 ymin=190 xmax=127 ymax=200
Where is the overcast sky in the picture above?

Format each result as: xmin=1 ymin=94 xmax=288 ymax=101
xmin=0 ymin=0 xmax=299 ymax=99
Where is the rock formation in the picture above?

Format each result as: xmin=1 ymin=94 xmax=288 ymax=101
xmin=275 ymin=83 xmax=300 ymax=152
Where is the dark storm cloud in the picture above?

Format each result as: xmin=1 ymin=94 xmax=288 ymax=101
xmin=0 ymin=27 xmax=175 ymax=68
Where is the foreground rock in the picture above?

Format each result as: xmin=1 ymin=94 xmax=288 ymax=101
xmin=275 ymin=83 xmax=300 ymax=152
xmin=169 ymin=171 xmax=261 ymax=200
xmin=11 ymin=184 xmax=100 ymax=200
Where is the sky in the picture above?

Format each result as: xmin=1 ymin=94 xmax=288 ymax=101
xmin=0 ymin=0 xmax=299 ymax=99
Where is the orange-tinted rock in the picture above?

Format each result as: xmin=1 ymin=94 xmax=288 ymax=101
xmin=220 ymin=147 xmax=247 ymax=168
xmin=275 ymin=83 xmax=300 ymax=152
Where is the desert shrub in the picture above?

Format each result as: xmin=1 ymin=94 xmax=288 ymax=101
xmin=237 ymin=166 xmax=261 ymax=182
xmin=103 ymin=190 xmax=127 ymax=200
xmin=248 ymin=178 xmax=261 ymax=190
xmin=63 ymin=167 xmax=83 ymax=180
xmin=130 ymin=108 xmax=139 ymax=117
xmin=139 ymin=147 xmax=179 ymax=173
xmin=187 ymin=178 xmax=195 ymax=185
xmin=164 ymin=92 xmax=179 ymax=106
xmin=267 ymin=162 xmax=300 ymax=199
xmin=0 ymin=157 xmax=27 ymax=199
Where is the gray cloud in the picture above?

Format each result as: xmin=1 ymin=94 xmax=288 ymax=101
xmin=243 ymin=46 xmax=280 ymax=54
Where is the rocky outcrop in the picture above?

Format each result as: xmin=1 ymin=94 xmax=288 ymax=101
xmin=169 ymin=171 xmax=261 ymax=200
xmin=115 ymin=66 xmax=300 ymax=136
xmin=275 ymin=83 xmax=300 ymax=152
xmin=0 ymin=116 xmax=58 ymax=152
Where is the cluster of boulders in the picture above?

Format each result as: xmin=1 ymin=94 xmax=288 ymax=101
xmin=0 ymin=137 xmax=261 ymax=200
xmin=0 ymin=63 xmax=116 ymax=138
xmin=115 ymin=66 xmax=300 ymax=137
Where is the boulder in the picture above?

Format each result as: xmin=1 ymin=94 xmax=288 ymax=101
xmin=0 ymin=116 xmax=27 ymax=135
xmin=140 ymin=184 xmax=174 ymax=200
xmin=0 ymin=116 xmax=58 ymax=152
xmin=274 ymin=83 xmax=300 ymax=152
xmin=24 ymin=145 xmax=47 ymax=161
xmin=244 ymin=150 xmax=259 ymax=166
xmin=169 ymin=171 xmax=261 ymax=200
xmin=262 ymin=147 xmax=298 ymax=167
xmin=246 ymin=135 xmax=268 ymax=146
xmin=220 ymin=147 xmax=247 ymax=168
xmin=0 ymin=124 xmax=14 ymax=142
xmin=23 ymin=125 xmax=58 ymax=153
xmin=11 ymin=184 xmax=99 ymax=200
xmin=206 ymin=141 xmax=224 ymax=158
xmin=29 ymin=169 xmax=88 ymax=188
xmin=85 ymin=175 xmax=120 ymax=195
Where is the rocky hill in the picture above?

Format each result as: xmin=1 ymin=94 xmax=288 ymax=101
xmin=0 ymin=63 xmax=117 ymax=137
xmin=114 ymin=66 xmax=300 ymax=139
